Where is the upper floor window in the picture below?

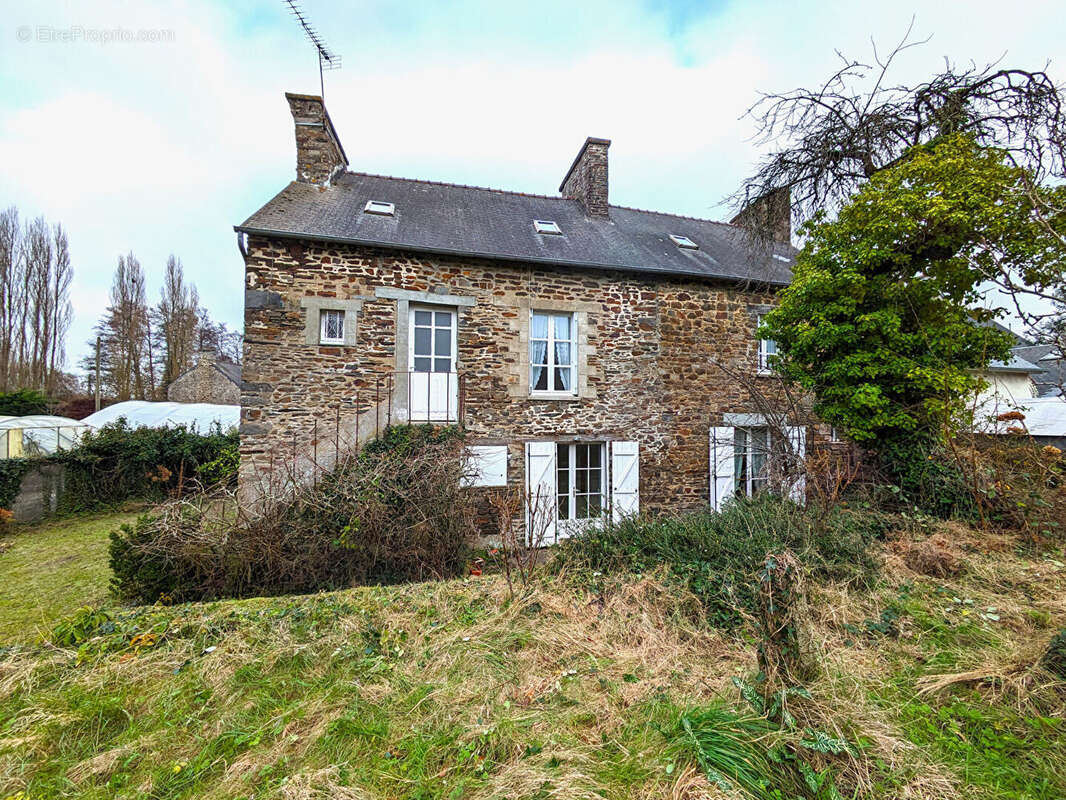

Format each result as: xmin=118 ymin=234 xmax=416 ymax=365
xmin=530 ymin=311 xmax=576 ymax=394
xmin=320 ymin=309 xmax=345 ymax=345
xmin=756 ymin=314 xmax=777 ymax=373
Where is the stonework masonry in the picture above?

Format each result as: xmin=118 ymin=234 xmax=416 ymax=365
xmin=285 ymin=93 xmax=348 ymax=186
xmin=167 ymin=352 xmax=241 ymax=405
xmin=240 ymin=234 xmax=782 ymax=516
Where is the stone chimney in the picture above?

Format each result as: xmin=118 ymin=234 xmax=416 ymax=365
xmin=195 ymin=348 xmax=217 ymax=367
xmin=559 ymin=137 xmax=611 ymax=218
xmin=285 ymin=92 xmax=348 ymax=186
xmin=730 ymin=187 xmax=792 ymax=245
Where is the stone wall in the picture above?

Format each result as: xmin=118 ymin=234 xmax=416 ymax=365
xmin=240 ymin=234 xmax=783 ymax=515
xmin=10 ymin=463 xmax=65 ymax=522
xmin=167 ymin=363 xmax=241 ymax=405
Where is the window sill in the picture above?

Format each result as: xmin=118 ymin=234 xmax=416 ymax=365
xmin=319 ymin=340 xmax=346 ymax=347
xmin=529 ymin=392 xmax=580 ymax=401
xmin=755 ymin=370 xmax=775 ymax=377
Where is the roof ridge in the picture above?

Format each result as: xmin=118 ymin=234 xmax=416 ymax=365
xmin=341 ymin=170 xmax=564 ymax=202
xmin=340 ymin=170 xmax=741 ymax=229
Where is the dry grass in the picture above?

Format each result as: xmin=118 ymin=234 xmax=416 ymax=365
xmin=1 ymin=514 xmax=1066 ymax=799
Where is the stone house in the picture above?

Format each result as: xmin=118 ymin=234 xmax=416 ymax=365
xmin=166 ymin=350 xmax=242 ymax=405
xmin=235 ymin=92 xmax=801 ymax=540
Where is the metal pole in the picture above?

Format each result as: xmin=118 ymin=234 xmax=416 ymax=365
xmin=94 ymin=336 xmax=101 ymax=412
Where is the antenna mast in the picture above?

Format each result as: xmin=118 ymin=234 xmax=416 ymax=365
xmin=283 ymin=0 xmax=342 ymax=100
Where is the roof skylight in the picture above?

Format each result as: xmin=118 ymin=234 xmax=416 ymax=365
xmin=364 ymin=200 xmax=395 ymax=216
xmin=533 ymin=220 xmax=562 ymax=235
xmin=669 ymin=234 xmax=698 ymax=249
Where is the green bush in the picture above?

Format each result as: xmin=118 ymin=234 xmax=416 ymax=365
xmin=875 ymin=432 xmax=978 ymax=520
xmin=0 ymin=388 xmax=49 ymax=416
xmin=109 ymin=425 xmax=476 ymax=603
xmin=555 ymin=493 xmax=885 ymax=628
xmin=0 ymin=458 xmax=33 ymax=509
xmin=55 ymin=420 xmax=237 ymax=511
xmin=1042 ymin=629 xmax=1066 ymax=680
xmin=197 ymin=442 xmax=240 ymax=487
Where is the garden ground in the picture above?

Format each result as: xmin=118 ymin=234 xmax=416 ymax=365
xmin=0 ymin=512 xmax=138 ymax=644
xmin=1 ymin=513 xmax=1065 ymax=799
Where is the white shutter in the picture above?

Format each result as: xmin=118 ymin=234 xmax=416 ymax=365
xmin=462 ymin=445 xmax=508 ymax=487
xmin=786 ymin=426 xmax=806 ymax=503
xmin=525 ymin=441 xmax=557 ymax=543
xmin=710 ymin=426 xmax=735 ymax=511
xmin=610 ymin=440 xmax=640 ymax=522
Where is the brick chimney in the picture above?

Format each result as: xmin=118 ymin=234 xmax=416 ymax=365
xmin=730 ymin=187 xmax=792 ymax=245
xmin=285 ymin=92 xmax=348 ymax=186
xmin=195 ymin=348 xmax=217 ymax=367
xmin=559 ymin=137 xmax=611 ymax=218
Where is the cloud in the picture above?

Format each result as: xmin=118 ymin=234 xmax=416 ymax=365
xmin=0 ymin=0 xmax=1061 ymax=371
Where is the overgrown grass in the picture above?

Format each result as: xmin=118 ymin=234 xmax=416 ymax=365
xmin=0 ymin=511 xmax=139 ymax=644
xmin=555 ymin=493 xmax=886 ymax=627
xmin=2 ymin=510 xmax=1066 ymax=798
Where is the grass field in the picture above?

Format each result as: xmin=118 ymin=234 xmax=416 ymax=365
xmin=0 ymin=512 xmax=139 ymax=644
xmin=1 ymin=514 xmax=1065 ymax=799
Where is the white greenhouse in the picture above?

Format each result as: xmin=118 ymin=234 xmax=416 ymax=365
xmin=81 ymin=401 xmax=239 ymax=433
xmin=0 ymin=415 xmax=91 ymax=458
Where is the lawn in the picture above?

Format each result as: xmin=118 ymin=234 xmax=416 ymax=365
xmin=0 ymin=517 xmax=1065 ymax=798
xmin=0 ymin=511 xmax=138 ymax=644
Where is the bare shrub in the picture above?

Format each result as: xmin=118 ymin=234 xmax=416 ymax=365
xmin=110 ymin=425 xmax=477 ymax=602
xmin=488 ymin=485 xmax=552 ymax=598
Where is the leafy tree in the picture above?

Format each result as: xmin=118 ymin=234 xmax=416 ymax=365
xmin=761 ymin=134 xmax=1064 ymax=447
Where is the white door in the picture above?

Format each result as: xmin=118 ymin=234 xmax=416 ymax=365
xmin=409 ymin=307 xmax=458 ymax=421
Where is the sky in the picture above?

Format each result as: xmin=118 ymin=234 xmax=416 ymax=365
xmin=1 ymin=0 xmax=1062 ymax=373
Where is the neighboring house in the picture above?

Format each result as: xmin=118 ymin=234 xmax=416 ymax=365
xmin=974 ymin=353 xmax=1043 ymax=415
xmin=235 ymin=92 xmax=799 ymax=540
xmin=166 ymin=350 xmax=242 ymax=405
xmin=1011 ymin=343 xmax=1065 ymax=398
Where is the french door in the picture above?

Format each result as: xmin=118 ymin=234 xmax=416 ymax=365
xmin=409 ymin=306 xmax=458 ymax=421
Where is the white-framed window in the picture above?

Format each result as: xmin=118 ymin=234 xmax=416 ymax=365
xmin=530 ymin=311 xmax=576 ymax=394
xmin=319 ymin=309 xmax=345 ymax=345
xmin=756 ymin=314 xmax=777 ymax=373
xmin=734 ymin=427 xmax=771 ymax=497
xmin=364 ymin=200 xmax=395 ymax=216
xmin=669 ymin=233 xmax=699 ymax=249
xmin=556 ymin=442 xmax=605 ymax=524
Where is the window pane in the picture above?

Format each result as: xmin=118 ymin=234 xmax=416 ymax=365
xmin=413 ymin=356 xmax=431 ymax=372
xmin=414 ymin=327 xmax=431 ymax=355
xmin=557 ymin=444 xmax=569 ymax=468
xmin=434 ymin=358 xmax=451 ymax=373
xmin=553 ymin=314 xmax=571 ymax=341
xmin=557 ymin=494 xmax=570 ymax=520
xmin=434 ymin=329 xmax=451 ymax=357
xmin=554 ymin=367 xmax=572 ymax=392
xmin=531 ymin=313 xmax=548 ymax=339
xmin=589 ymin=445 xmax=601 ymax=468
xmin=575 ymin=468 xmax=588 ymax=494
xmin=588 ymin=494 xmax=602 ymax=517
xmin=554 ymin=341 xmax=571 ymax=366
xmin=414 ymin=310 xmax=432 ymax=326
xmin=576 ymin=444 xmax=589 ymax=469
xmin=589 ymin=467 xmax=601 ymax=493
xmin=765 ymin=339 xmax=777 ymax=355
xmin=530 ymin=339 xmax=548 ymax=366
xmin=435 ymin=311 xmax=452 ymax=327
xmin=531 ymin=366 xmax=547 ymax=391
xmin=576 ymin=495 xmax=589 ymax=519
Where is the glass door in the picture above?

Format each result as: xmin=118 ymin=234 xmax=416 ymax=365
xmin=409 ymin=307 xmax=458 ymax=421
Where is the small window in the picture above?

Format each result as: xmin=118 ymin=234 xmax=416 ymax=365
xmin=756 ymin=314 xmax=777 ymax=373
xmin=669 ymin=233 xmax=698 ymax=249
xmin=320 ymin=309 xmax=345 ymax=345
xmin=364 ymin=200 xmax=395 ymax=216
xmin=772 ymin=253 xmax=791 ymax=263
xmin=530 ymin=311 xmax=576 ymax=394
xmin=533 ymin=220 xmax=562 ymax=235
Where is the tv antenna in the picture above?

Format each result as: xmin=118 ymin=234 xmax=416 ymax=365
xmin=283 ymin=0 xmax=342 ymax=100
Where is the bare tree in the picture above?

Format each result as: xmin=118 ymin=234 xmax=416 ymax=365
xmin=155 ymin=255 xmax=201 ymax=388
xmin=0 ymin=207 xmax=74 ymax=393
xmin=90 ymin=253 xmax=153 ymax=400
xmin=735 ymin=25 xmax=1065 ymax=225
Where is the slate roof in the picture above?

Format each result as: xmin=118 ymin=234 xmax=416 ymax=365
xmin=986 ymin=353 xmax=1044 ymax=373
xmin=215 ymin=361 xmax=242 ymax=386
xmin=237 ymin=172 xmax=795 ymax=286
